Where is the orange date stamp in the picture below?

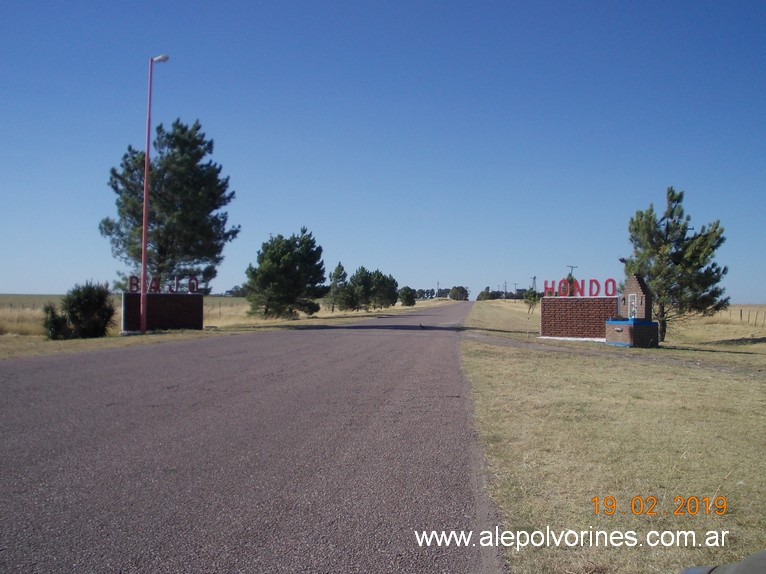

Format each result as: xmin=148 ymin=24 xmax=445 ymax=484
xmin=592 ymin=496 xmax=727 ymax=516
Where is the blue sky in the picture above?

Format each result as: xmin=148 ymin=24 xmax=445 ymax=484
xmin=2 ymin=1 xmax=764 ymax=302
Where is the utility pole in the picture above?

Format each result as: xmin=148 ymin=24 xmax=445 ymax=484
xmin=566 ymin=264 xmax=578 ymax=275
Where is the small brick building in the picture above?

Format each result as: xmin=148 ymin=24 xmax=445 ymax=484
xmin=540 ymin=275 xmax=659 ymax=347
xmin=618 ymin=275 xmax=652 ymax=320
xmin=606 ymin=275 xmax=659 ymax=347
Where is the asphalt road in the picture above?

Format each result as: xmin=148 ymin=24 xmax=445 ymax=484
xmin=1 ymin=302 xmax=505 ymax=573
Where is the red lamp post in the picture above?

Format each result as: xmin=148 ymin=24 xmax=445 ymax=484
xmin=140 ymin=54 xmax=169 ymax=334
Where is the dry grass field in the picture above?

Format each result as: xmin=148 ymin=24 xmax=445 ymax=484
xmin=0 ymin=295 xmax=259 ymax=338
xmin=462 ymin=300 xmax=765 ymax=574
xmin=0 ymin=294 xmax=454 ymax=359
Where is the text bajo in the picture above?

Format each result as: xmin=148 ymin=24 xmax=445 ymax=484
xmin=129 ymin=275 xmax=199 ymax=294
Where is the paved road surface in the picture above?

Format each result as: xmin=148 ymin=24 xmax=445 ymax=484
xmin=1 ymin=302 xmax=505 ymax=573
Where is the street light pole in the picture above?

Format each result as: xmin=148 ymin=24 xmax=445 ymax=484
xmin=140 ymin=54 xmax=169 ymax=334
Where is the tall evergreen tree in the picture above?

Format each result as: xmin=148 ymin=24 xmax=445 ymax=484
xmin=245 ymin=227 xmax=325 ymax=318
xmin=99 ymin=120 xmax=240 ymax=292
xmin=370 ymin=270 xmax=398 ymax=309
xmin=348 ymin=266 xmax=373 ymax=311
xmin=344 ymin=267 xmax=400 ymax=311
xmin=624 ymin=187 xmax=729 ymax=341
xmin=327 ymin=262 xmax=348 ymax=313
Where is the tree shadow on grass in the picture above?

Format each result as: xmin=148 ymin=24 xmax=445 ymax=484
xmin=704 ymin=336 xmax=766 ymax=346
xmin=660 ymin=339 xmax=766 ymax=357
xmin=281 ymin=323 xmax=535 ymax=337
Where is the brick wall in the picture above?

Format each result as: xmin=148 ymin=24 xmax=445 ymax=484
xmin=122 ymin=293 xmax=204 ymax=332
xmin=605 ymin=321 xmax=633 ymax=346
xmin=540 ymin=297 xmax=617 ymax=338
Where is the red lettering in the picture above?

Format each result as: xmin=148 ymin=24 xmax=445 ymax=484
xmin=129 ymin=275 xmax=140 ymax=293
xmin=168 ymin=277 xmax=181 ymax=294
xmin=149 ymin=276 xmax=160 ymax=293
xmin=536 ymin=277 xmax=617 ymax=298
xmin=188 ymin=276 xmax=199 ymax=294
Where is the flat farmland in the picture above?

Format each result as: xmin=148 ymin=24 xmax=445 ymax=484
xmin=462 ymin=300 xmax=766 ymax=574
xmin=0 ymin=295 xmax=454 ymax=359
xmin=0 ymin=294 xmax=254 ymax=337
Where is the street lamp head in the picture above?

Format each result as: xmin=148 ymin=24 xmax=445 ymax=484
xmin=152 ymin=54 xmax=169 ymax=63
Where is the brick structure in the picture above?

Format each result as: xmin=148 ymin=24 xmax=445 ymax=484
xmin=122 ymin=293 xmax=204 ymax=332
xmin=539 ymin=275 xmax=659 ymax=346
xmin=540 ymin=297 xmax=617 ymax=338
xmin=605 ymin=319 xmax=659 ymax=347
xmin=606 ymin=275 xmax=659 ymax=347
xmin=618 ymin=275 xmax=652 ymax=320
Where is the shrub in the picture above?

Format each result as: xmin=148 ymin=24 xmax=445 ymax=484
xmin=398 ymin=286 xmax=417 ymax=307
xmin=43 ymin=282 xmax=116 ymax=340
xmin=43 ymin=302 xmax=71 ymax=340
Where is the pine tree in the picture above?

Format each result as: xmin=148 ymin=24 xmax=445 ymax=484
xmin=348 ymin=267 xmax=372 ymax=311
xmin=99 ymin=120 xmax=240 ymax=292
xmin=245 ymin=227 xmax=326 ymax=318
xmin=370 ymin=270 xmax=398 ymax=309
xmin=398 ymin=286 xmax=417 ymax=306
xmin=624 ymin=187 xmax=729 ymax=341
xmin=345 ymin=267 xmax=400 ymax=311
xmin=327 ymin=262 xmax=348 ymax=313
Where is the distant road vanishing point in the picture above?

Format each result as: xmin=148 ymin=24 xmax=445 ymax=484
xmin=1 ymin=301 xmax=506 ymax=573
